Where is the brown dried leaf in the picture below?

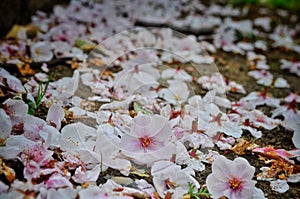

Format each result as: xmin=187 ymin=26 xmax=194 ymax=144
xmin=16 ymin=63 xmax=35 ymax=76
xmin=231 ymin=138 xmax=257 ymax=155
xmin=0 ymin=159 xmax=16 ymax=183
xmin=164 ymin=192 xmax=172 ymax=199
xmin=0 ymin=88 xmax=5 ymax=97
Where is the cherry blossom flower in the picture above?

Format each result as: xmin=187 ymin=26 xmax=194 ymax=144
xmin=151 ymin=160 xmax=200 ymax=198
xmin=158 ymin=80 xmax=189 ymax=104
xmin=30 ymin=41 xmax=53 ymax=62
xmin=284 ymin=93 xmax=300 ymax=103
xmin=214 ymin=26 xmax=237 ymax=52
xmin=240 ymin=89 xmax=280 ymax=108
xmin=247 ymin=52 xmax=269 ymax=70
xmin=197 ymin=103 xmax=243 ymax=138
xmin=270 ymin=180 xmax=289 ymax=193
xmin=237 ymin=41 xmax=254 ymax=51
xmin=50 ymin=69 xmax=80 ymax=101
xmin=280 ymin=59 xmax=300 ymax=77
xmin=242 ymin=110 xmax=280 ymax=130
xmin=161 ymin=66 xmax=192 ymax=82
xmin=197 ymin=73 xmax=226 ymax=94
xmin=1 ymin=180 xmax=44 ymax=199
xmin=0 ymin=68 xmax=26 ymax=93
xmin=1 ymin=0 xmax=300 ymax=197
xmin=113 ymin=64 xmax=159 ymax=96
xmin=72 ymin=165 xmax=101 ymax=184
xmin=248 ymin=70 xmax=273 ymax=86
xmin=176 ymin=148 xmax=206 ymax=171
xmin=78 ymin=179 xmax=147 ymax=198
xmin=270 ymin=25 xmax=300 ymax=53
xmin=23 ymin=115 xmax=60 ymax=144
xmin=206 ymin=155 xmax=257 ymax=199
xmin=254 ymin=40 xmax=267 ymax=51
xmin=120 ymin=114 xmax=171 ymax=153
xmin=21 ymin=143 xmax=55 ymax=180
xmin=0 ymin=135 xmax=35 ymax=159
xmin=254 ymin=17 xmax=271 ymax=31
xmin=271 ymin=98 xmax=300 ymax=143
xmin=80 ymin=70 xmax=113 ymax=97
xmin=198 ymin=73 xmax=246 ymax=95
xmin=92 ymin=125 xmax=131 ymax=175
xmin=273 ymin=77 xmax=290 ymax=88
xmin=3 ymin=99 xmax=28 ymax=124
xmin=21 ymin=143 xmax=53 ymax=167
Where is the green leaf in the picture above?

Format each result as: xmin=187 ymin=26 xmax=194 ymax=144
xmin=133 ymin=102 xmax=152 ymax=115
xmin=75 ymin=38 xmax=95 ymax=52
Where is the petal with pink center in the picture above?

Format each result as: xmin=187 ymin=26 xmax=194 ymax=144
xmin=120 ymin=135 xmax=143 ymax=153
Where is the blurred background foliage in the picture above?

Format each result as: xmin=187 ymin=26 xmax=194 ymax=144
xmin=230 ymin=0 xmax=300 ymax=11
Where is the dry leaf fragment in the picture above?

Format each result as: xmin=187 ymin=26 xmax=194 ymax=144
xmin=0 ymin=158 xmax=16 ymax=183
xmin=5 ymin=24 xmax=39 ymax=39
xmin=16 ymin=63 xmax=35 ymax=76
xmin=0 ymin=88 xmax=5 ymax=97
xmin=153 ymin=192 xmax=160 ymax=199
xmin=164 ymin=192 xmax=172 ymax=199
xmin=231 ymin=138 xmax=258 ymax=155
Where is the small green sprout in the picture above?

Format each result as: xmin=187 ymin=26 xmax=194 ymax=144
xmin=25 ymin=73 xmax=53 ymax=115
xmin=187 ymin=182 xmax=212 ymax=199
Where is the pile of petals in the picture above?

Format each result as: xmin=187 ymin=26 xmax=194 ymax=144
xmin=0 ymin=0 xmax=300 ymax=198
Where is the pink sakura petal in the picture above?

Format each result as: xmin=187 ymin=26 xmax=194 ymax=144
xmin=0 ymin=109 xmax=12 ymax=139
xmin=72 ymin=165 xmax=100 ymax=184
xmin=206 ymin=174 xmax=228 ymax=198
xmin=133 ymin=114 xmax=151 ymax=127
xmin=3 ymin=99 xmax=28 ymax=124
xmin=120 ymin=135 xmax=142 ymax=152
xmin=30 ymin=41 xmax=53 ymax=62
xmin=46 ymin=103 xmax=65 ymax=129
xmin=78 ymin=186 xmax=108 ymax=199
xmin=274 ymin=77 xmax=289 ymax=88
xmin=211 ymin=156 xmax=232 ymax=180
xmin=0 ymin=181 xmax=9 ymax=194
xmin=151 ymin=161 xmax=199 ymax=198
xmin=292 ymin=130 xmax=300 ymax=148
xmin=24 ymin=160 xmax=40 ymax=180
xmin=94 ymin=133 xmax=131 ymax=175
xmin=285 ymin=93 xmax=300 ymax=103
xmin=148 ymin=115 xmax=171 ymax=139
xmin=0 ymin=68 xmax=26 ymax=93
xmin=45 ymin=174 xmax=73 ymax=189
xmin=232 ymin=157 xmax=255 ymax=179
xmin=207 ymin=156 xmax=256 ymax=199
xmin=270 ymin=180 xmax=289 ymax=193
xmin=46 ymin=188 xmax=77 ymax=199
